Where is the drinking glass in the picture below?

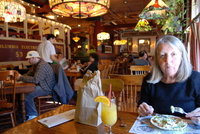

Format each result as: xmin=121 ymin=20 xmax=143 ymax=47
xmin=101 ymin=98 xmax=117 ymax=134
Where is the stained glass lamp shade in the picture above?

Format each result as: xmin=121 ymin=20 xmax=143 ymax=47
xmin=49 ymin=0 xmax=110 ymax=19
xmin=139 ymin=0 xmax=169 ymax=20
xmin=73 ymin=36 xmax=80 ymax=42
xmin=0 ymin=0 xmax=26 ymax=22
xmin=134 ymin=19 xmax=152 ymax=32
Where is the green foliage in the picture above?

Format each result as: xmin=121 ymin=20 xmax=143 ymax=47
xmin=156 ymin=0 xmax=187 ymax=35
xmin=75 ymin=39 xmax=97 ymax=56
xmin=89 ymin=49 xmax=97 ymax=54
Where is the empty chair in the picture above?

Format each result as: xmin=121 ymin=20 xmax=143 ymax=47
xmin=109 ymin=74 xmax=145 ymax=112
xmin=130 ymin=65 xmax=151 ymax=75
xmin=0 ymin=70 xmax=17 ymax=130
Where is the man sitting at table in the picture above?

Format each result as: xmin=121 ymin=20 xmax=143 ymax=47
xmin=132 ymin=51 xmax=149 ymax=65
xmin=17 ymin=51 xmax=56 ymax=121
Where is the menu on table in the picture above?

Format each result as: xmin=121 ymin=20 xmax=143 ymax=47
xmin=38 ymin=109 xmax=75 ymax=128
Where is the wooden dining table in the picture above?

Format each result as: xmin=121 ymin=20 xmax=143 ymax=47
xmin=5 ymin=82 xmax=35 ymax=122
xmin=2 ymin=105 xmax=138 ymax=134
xmin=64 ymin=70 xmax=83 ymax=90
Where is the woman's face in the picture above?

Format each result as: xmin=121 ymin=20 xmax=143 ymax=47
xmin=157 ymin=43 xmax=182 ymax=78
xmin=143 ymin=53 xmax=147 ymax=59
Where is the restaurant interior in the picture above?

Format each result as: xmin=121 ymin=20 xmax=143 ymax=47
xmin=0 ymin=0 xmax=200 ymax=133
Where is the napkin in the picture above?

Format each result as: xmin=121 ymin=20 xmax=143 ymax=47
xmin=38 ymin=109 xmax=75 ymax=128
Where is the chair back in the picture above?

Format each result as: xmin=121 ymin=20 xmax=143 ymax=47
xmin=0 ymin=70 xmax=17 ymax=109
xmin=108 ymin=74 xmax=144 ymax=112
xmin=101 ymin=59 xmax=111 ymax=65
xmin=98 ymin=64 xmax=109 ymax=79
xmin=130 ymin=65 xmax=151 ymax=75
xmin=101 ymin=79 xmax=124 ymax=111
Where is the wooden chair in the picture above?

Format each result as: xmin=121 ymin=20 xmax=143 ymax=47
xmin=101 ymin=79 xmax=124 ymax=111
xmin=107 ymin=61 xmax=116 ymax=75
xmin=35 ymin=64 xmax=61 ymax=115
xmin=98 ymin=64 xmax=109 ymax=79
xmin=0 ymin=70 xmax=17 ymax=130
xmin=101 ymin=59 xmax=111 ymax=65
xmin=108 ymin=74 xmax=145 ymax=112
xmin=130 ymin=65 xmax=151 ymax=75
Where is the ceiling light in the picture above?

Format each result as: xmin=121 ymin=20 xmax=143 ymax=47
xmin=49 ymin=0 xmax=110 ymax=19
xmin=134 ymin=19 xmax=152 ymax=31
xmin=124 ymin=12 xmax=128 ymax=18
xmin=97 ymin=32 xmax=110 ymax=40
xmin=45 ymin=12 xmax=56 ymax=20
xmin=114 ymin=40 xmax=121 ymax=45
xmin=114 ymin=40 xmax=127 ymax=45
xmin=139 ymin=0 xmax=169 ymax=19
xmin=0 ymin=0 xmax=26 ymax=22
xmin=73 ymin=36 xmax=80 ymax=42
xmin=77 ymin=45 xmax=81 ymax=48
xmin=120 ymin=39 xmax=127 ymax=45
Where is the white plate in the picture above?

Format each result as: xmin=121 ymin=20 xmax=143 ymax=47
xmin=150 ymin=115 xmax=187 ymax=130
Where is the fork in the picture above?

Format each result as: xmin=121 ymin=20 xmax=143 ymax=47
xmin=171 ymin=105 xmax=187 ymax=114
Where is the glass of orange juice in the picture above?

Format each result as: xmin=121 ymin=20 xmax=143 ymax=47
xmin=101 ymin=98 xmax=117 ymax=134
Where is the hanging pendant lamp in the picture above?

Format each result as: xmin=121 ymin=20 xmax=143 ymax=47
xmin=139 ymin=0 xmax=169 ymax=20
xmin=0 ymin=0 xmax=26 ymax=22
xmin=73 ymin=36 xmax=80 ymax=42
xmin=49 ymin=0 xmax=110 ymax=19
xmin=97 ymin=32 xmax=110 ymax=41
xmin=134 ymin=19 xmax=152 ymax=32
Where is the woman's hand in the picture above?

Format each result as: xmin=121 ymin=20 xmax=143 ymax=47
xmin=186 ymin=108 xmax=200 ymax=125
xmin=137 ymin=102 xmax=154 ymax=116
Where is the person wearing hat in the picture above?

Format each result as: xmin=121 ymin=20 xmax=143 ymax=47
xmin=17 ymin=51 xmax=56 ymax=121
xmin=37 ymin=34 xmax=59 ymax=64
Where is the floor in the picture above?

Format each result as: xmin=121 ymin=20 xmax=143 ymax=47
xmin=0 ymin=97 xmax=76 ymax=133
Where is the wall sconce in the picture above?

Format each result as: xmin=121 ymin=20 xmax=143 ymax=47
xmin=151 ymin=43 xmax=155 ymax=47
xmin=133 ymin=44 xmax=138 ymax=47
xmin=54 ymin=29 xmax=59 ymax=37
xmin=77 ymin=45 xmax=81 ymax=48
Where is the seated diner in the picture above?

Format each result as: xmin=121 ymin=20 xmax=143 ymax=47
xmin=17 ymin=51 xmax=56 ymax=121
xmin=137 ymin=35 xmax=200 ymax=125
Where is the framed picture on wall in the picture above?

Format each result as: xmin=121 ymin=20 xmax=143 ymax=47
xmin=138 ymin=38 xmax=151 ymax=52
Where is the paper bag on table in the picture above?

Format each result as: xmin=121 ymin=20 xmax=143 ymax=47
xmin=74 ymin=70 xmax=103 ymax=127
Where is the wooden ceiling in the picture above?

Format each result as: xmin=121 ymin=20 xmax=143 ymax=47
xmin=22 ymin=0 xmax=157 ymax=36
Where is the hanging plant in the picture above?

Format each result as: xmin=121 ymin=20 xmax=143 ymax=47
xmin=155 ymin=0 xmax=187 ymax=35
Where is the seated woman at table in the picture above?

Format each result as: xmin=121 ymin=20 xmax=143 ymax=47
xmin=137 ymin=35 xmax=200 ymax=124
xmin=80 ymin=53 xmax=99 ymax=74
